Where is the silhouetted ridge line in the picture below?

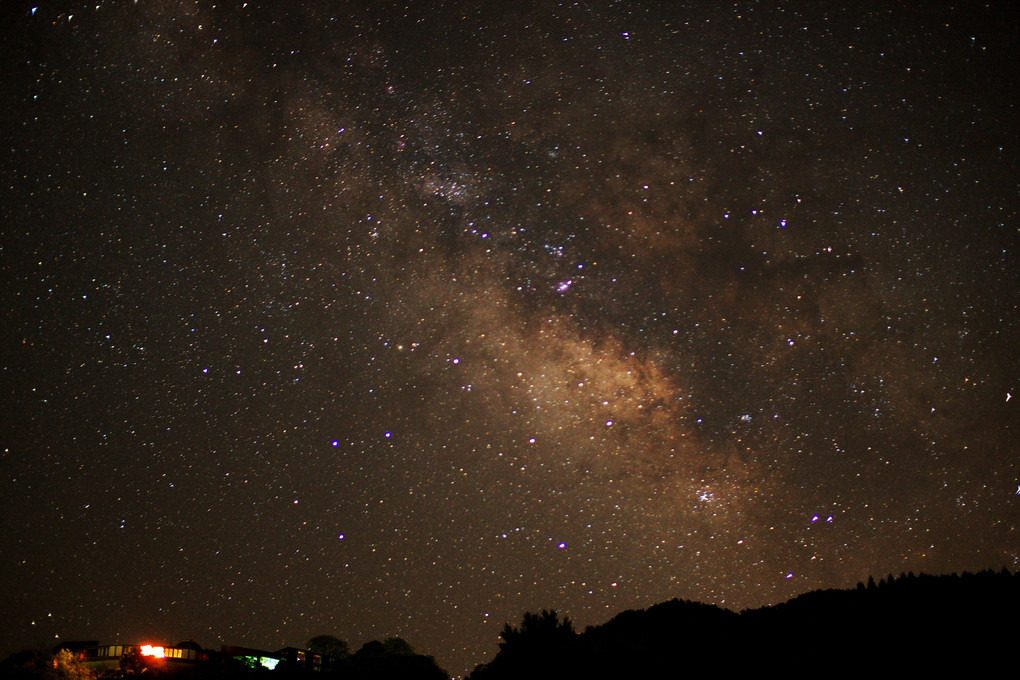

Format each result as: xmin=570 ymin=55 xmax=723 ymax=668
xmin=468 ymin=569 xmax=1019 ymax=678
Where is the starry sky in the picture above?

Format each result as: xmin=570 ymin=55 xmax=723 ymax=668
xmin=1 ymin=0 xmax=1017 ymax=675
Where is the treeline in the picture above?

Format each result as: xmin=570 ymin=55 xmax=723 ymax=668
xmin=469 ymin=568 xmax=1020 ymax=678
xmin=303 ymin=636 xmax=446 ymax=680
xmin=5 ymin=569 xmax=1017 ymax=679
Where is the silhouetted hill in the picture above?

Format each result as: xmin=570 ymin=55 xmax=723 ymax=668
xmin=469 ymin=569 xmax=1020 ymax=678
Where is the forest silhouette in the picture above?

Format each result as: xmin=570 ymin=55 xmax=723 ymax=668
xmin=467 ymin=569 xmax=1018 ymax=678
xmin=4 ymin=569 xmax=1016 ymax=679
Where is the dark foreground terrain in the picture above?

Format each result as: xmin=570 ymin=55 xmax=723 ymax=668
xmin=4 ymin=569 xmax=1017 ymax=679
xmin=469 ymin=569 xmax=1019 ymax=678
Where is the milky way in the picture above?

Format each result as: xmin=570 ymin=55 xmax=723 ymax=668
xmin=1 ymin=1 xmax=1017 ymax=674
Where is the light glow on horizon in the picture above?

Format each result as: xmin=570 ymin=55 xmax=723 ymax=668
xmin=140 ymin=645 xmax=165 ymax=658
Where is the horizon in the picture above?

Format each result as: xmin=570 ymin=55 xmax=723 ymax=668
xmin=7 ymin=567 xmax=1015 ymax=669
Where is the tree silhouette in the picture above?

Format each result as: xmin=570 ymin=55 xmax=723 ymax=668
xmin=498 ymin=609 xmax=574 ymax=655
xmin=350 ymin=638 xmax=446 ymax=680
xmin=470 ymin=610 xmax=575 ymax=679
xmin=353 ymin=640 xmax=387 ymax=662
xmin=306 ymin=635 xmax=349 ymax=672
xmin=380 ymin=637 xmax=415 ymax=657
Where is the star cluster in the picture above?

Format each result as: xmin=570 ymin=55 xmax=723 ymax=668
xmin=1 ymin=1 xmax=1017 ymax=675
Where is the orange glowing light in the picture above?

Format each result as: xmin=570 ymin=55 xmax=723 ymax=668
xmin=140 ymin=645 xmax=165 ymax=658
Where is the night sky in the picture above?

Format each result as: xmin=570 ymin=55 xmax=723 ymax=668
xmin=1 ymin=0 xmax=1017 ymax=675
